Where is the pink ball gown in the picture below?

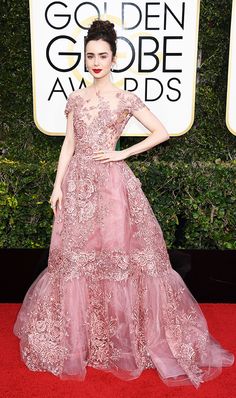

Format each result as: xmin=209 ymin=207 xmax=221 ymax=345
xmin=13 ymin=89 xmax=234 ymax=388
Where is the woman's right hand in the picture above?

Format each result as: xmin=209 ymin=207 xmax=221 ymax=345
xmin=49 ymin=186 xmax=63 ymax=217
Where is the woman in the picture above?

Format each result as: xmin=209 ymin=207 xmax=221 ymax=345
xmin=13 ymin=19 xmax=234 ymax=389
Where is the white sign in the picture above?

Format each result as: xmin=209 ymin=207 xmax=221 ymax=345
xmin=226 ymin=0 xmax=236 ymax=136
xmin=29 ymin=0 xmax=200 ymax=137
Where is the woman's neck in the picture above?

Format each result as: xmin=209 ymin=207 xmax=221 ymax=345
xmin=92 ymin=76 xmax=116 ymax=92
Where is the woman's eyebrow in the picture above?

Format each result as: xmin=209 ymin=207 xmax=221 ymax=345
xmin=86 ymin=52 xmax=109 ymax=55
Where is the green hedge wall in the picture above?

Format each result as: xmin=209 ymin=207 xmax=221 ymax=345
xmin=0 ymin=0 xmax=236 ymax=248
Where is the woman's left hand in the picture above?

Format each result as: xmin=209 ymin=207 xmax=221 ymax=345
xmin=92 ymin=149 xmax=128 ymax=163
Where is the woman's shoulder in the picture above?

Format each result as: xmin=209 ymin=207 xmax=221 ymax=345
xmin=68 ymin=86 xmax=97 ymax=100
xmin=118 ymin=88 xmax=138 ymax=98
xmin=75 ymin=87 xmax=88 ymax=97
xmin=116 ymin=88 xmax=143 ymax=105
xmin=68 ymin=87 xmax=87 ymax=100
xmin=120 ymin=90 xmax=144 ymax=107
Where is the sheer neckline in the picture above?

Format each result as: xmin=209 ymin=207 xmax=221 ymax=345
xmin=78 ymin=87 xmax=123 ymax=104
xmin=88 ymin=85 xmax=122 ymax=95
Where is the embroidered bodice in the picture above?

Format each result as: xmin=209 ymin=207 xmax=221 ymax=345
xmin=64 ymin=89 xmax=148 ymax=157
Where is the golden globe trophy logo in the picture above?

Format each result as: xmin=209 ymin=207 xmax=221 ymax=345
xmin=226 ymin=0 xmax=236 ymax=136
xmin=29 ymin=0 xmax=200 ymax=136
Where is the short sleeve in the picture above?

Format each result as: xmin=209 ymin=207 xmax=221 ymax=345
xmin=64 ymin=93 xmax=75 ymax=118
xmin=129 ymin=93 xmax=150 ymax=114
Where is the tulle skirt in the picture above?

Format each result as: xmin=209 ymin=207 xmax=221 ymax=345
xmin=13 ymin=158 xmax=234 ymax=389
xmin=13 ymin=264 xmax=234 ymax=388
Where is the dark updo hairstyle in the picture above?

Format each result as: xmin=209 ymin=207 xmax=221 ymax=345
xmin=85 ymin=19 xmax=117 ymax=57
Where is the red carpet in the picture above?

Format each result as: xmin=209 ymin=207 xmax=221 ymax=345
xmin=1 ymin=304 xmax=235 ymax=398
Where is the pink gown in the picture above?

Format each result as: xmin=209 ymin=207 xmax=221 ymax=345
xmin=13 ymin=89 xmax=234 ymax=389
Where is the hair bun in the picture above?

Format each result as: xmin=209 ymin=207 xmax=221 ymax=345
xmin=87 ymin=19 xmax=116 ymax=41
xmin=85 ymin=18 xmax=117 ymax=57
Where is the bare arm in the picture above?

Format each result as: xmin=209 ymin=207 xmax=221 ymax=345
xmin=53 ymin=110 xmax=75 ymax=188
xmin=49 ymin=109 xmax=75 ymax=215
xmin=122 ymin=105 xmax=170 ymax=159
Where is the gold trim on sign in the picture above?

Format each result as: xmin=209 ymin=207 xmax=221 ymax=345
xmin=29 ymin=0 xmax=56 ymax=136
xmin=175 ymin=0 xmax=201 ymax=137
xmin=226 ymin=0 xmax=236 ymax=136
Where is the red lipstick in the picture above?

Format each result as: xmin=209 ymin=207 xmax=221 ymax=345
xmin=92 ymin=69 xmax=102 ymax=73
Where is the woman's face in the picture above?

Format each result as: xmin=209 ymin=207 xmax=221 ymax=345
xmin=85 ymin=38 xmax=115 ymax=80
